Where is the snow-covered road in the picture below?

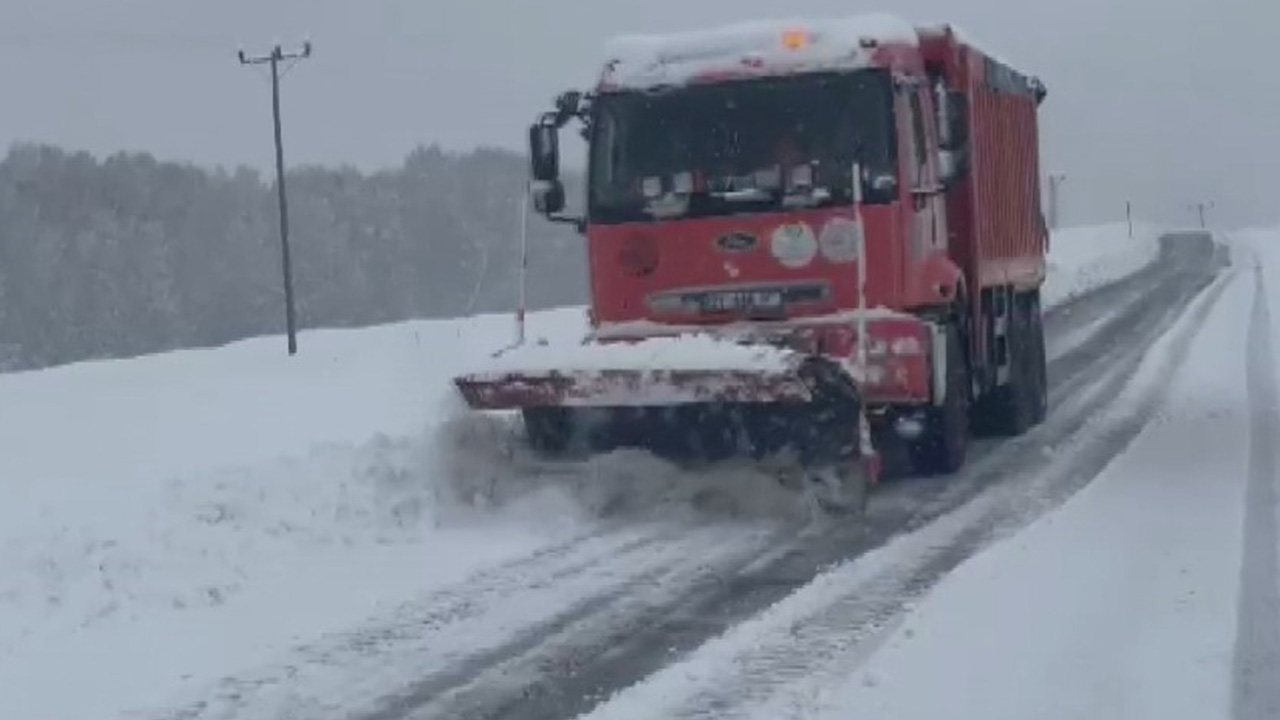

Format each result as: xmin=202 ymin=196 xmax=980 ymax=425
xmin=10 ymin=222 xmax=1275 ymax=720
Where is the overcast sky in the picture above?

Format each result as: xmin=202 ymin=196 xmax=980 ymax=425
xmin=0 ymin=0 xmax=1274 ymax=227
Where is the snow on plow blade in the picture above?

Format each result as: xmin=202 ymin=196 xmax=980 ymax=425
xmin=455 ymin=366 xmax=814 ymax=410
xmin=453 ymin=334 xmax=822 ymax=411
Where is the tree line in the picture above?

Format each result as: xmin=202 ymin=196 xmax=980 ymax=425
xmin=0 ymin=143 xmax=586 ymax=371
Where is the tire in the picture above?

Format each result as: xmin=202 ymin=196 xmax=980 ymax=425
xmin=522 ymin=407 xmax=574 ymax=455
xmin=979 ymin=292 xmax=1035 ymax=436
xmin=909 ymin=321 xmax=970 ymax=475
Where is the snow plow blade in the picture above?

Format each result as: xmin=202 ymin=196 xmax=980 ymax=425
xmin=451 ymin=336 xmax=878 ymax=511
xmin=451 ymin=335 xmax=874 ymax=467
xmin=452 ymin=334 xmax=829 ymax=411
xmin=454 ymin=366 xmax=815 ymax=410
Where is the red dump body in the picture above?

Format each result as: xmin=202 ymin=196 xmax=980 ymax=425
xmin=918 ymin=27 xmax=1049 ymax=315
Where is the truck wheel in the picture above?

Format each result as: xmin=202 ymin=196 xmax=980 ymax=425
xmin=522 ymin=407 xmax=574 ymax=455
xmin=910 ymin=322 xmax=970 ymax=475
xmin=980 ymin=293 xmax=1035 ymax=436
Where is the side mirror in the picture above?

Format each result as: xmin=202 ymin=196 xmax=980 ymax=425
xmin=529 ymin=123 xmax=560 ymax=183
xmin=531 ymin=179 xmax=566 ymax=216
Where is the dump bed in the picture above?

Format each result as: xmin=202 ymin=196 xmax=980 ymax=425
xmin=919 ymin=28 xmax=1048 ymax=294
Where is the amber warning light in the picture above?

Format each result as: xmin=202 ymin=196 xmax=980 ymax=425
xmin=781 ymin=30 xmax=809 ymax=50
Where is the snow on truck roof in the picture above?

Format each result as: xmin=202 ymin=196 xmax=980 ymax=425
xmin=599 ymin=13 xmax=919 ymax=91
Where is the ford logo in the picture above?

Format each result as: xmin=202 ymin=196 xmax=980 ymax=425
xmin=716 ymin=231 xmax=757 ymax=252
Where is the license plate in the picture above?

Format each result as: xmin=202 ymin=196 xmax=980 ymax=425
xmin=699 ymin=290 xmax=784 ymax=312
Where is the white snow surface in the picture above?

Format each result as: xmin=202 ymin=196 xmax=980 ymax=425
xmin=1041 ymin=221 xmax=1161 ymax=307
xmin=600 ymin=14 xmax=917 ymax=91
xmin=0 ymin=221 xmax=1164 ymax=719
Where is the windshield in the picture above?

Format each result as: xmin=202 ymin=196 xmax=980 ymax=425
xmin=589 ymin=70 xmax=896 ymax=224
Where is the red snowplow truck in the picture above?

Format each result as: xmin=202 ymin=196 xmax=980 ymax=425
xmin=455 ymin=15 xmax=1049 ymax=513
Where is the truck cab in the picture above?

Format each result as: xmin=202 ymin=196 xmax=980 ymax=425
xmin=480 ymin=15 xmax=1049 ymax=479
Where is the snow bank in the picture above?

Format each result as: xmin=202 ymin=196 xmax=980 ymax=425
xmin=1042 ymin=221 xmax=1161 ymax=307
xmin=600 ymin=14 xmax=917 ymax=90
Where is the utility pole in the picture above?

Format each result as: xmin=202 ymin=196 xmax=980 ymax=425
xmin=239 ymin=41 xmax=312 ymax=355
xmin=1126 ymin=201 xmax=1133 ymax=239
xmin=1047 ymin=173 xmax=1067 ymax=230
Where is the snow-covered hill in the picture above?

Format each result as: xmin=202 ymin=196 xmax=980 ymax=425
xmin=0 ymin=222 xmax=1162 ymax=720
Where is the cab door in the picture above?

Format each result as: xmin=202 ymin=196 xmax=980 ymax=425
xmin=895 ymin=78 xmax=947 ymax=298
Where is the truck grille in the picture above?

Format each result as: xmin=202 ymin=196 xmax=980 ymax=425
xmin=647 ymin=281 xmax=830 ymax=316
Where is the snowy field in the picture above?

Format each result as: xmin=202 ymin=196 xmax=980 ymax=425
xmin=0 ymin=221 xmax=1170 ymax=719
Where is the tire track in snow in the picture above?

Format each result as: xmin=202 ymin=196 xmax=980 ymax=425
xmin=359 ymin=524 xmax=783 ymax=720
xmin=1232 ymin=263 xmax=1280 ymax=720
xmin=137 ymin=523 xmax=776 ymax=720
